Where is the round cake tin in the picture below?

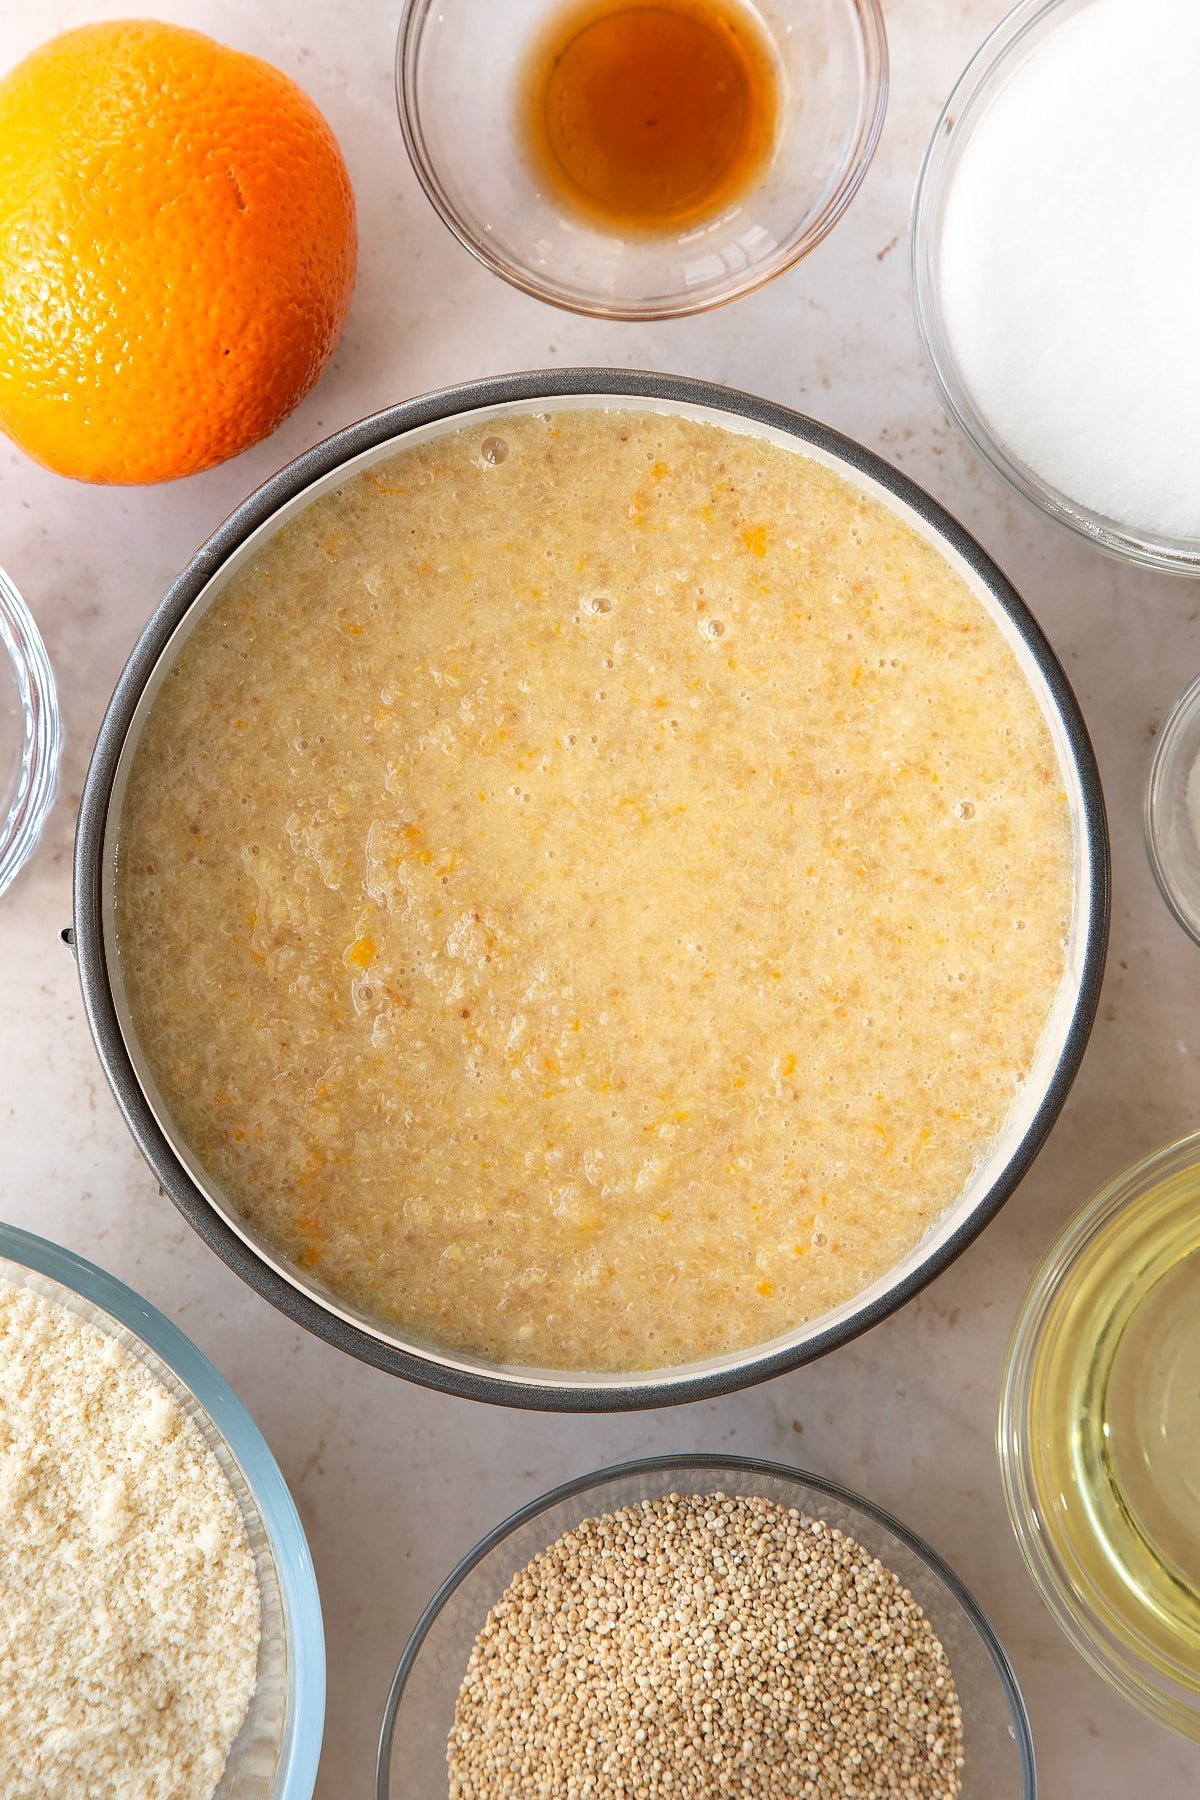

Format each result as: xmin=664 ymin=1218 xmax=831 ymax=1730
xmin=0 ymin=566 xmax=61 ymax=897
xmin=73 ymin=367 xmax=1109 ymax=1411
xmin=911 ymin=0 xmax=1200 ymax=573
xmin=0 ymin=1222 xmax=325 ymax=1797
xmin=378 ymin=1453 xmax=1037 ymax=1798
xmin=1000 ymin=1131 xmax=1200 ymax=1740
xmin=1144 ymin=668 xmax=1200 ymax=947
xmin=396 ymin=0 xmax=888 ymax=319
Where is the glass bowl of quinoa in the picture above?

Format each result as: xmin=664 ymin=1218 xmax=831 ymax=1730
xmin=0 ymin=1222 xmax=325 ymax=1800
xmin=377 ymin=1453 xmax=1035 ymax=1799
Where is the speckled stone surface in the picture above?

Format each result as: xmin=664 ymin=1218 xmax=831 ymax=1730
xmin=1 ymin=3 xmax=1198 ymax=1796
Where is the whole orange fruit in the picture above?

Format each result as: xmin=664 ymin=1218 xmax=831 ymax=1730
xmin=0 ymin=20 xmax=357 ymax=484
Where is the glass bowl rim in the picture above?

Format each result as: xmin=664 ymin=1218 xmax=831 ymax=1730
xmin=374 ymin=1449 xmax=1037 ymax=1799
xmin=394 ymin=0 xmax=890 ymax=320
xmin=998 ymin=1127 xmax=1200 ymax=1738
xmin=72 ymin=366 xmax=1110 ymax=1413
xmin=0 ymin=1219 xmax=326 ymax=1796
xmin=0 ymin=565 xmax=62 ymax=897
xmin=1143 ymin=667 xmax=1200 ymax=948
xmin=909 ymin=0 xmax=1200 ymax=575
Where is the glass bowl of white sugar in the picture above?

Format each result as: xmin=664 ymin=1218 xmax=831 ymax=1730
xmin=912 ymin=0 xmax=1200 ymax=572
xmin=0 ymin=1223 xmax=325 ymax=1799
xmin=1145 ymin=669 xmax=1200 ymax=945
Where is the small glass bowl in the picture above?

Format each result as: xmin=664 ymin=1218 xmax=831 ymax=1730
xmin=0 ymin=567 xmax=61 ymax=896
xmin=1145 ymin=669 xmax=1200 ymax=946
xmin=377 ymin=1453 xmax=1036 ymax=1797
xmin=999 ymin=1132 xmax=1200 ymax=1740
xmin=395 ymin=0 xmax=888 ymax=319
xmin=911 ymin=0 xmax=1200 ymax=573
xmin=0 ymin=1222 xmax=325 ymax=1797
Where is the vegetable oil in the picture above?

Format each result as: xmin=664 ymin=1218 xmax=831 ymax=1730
xmin=1024 ymin=1158 xmax=1200 ymax=1687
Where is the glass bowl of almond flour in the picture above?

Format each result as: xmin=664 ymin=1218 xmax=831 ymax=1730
xmin=0 ymin=1223 xmax=324 ymax=1800
xmin=377 ymin=1454 xmax=1036 ymax=1798
xmin=74 ymin=368 xmax=1109 ymax=1410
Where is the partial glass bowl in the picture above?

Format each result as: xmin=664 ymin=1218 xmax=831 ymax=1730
xmin=0 ymin=1222 xmax=325 ymax=1797
xmin=911 ymin=0 xmax=1200 ymax=573
xmin=1144 ymin=668 xmax=1200 ymax=946
xmin=999 ymin=1132 xmax=1200 ymax=1740
xmin=396 ymin=0 xmax=888 ymax=319
xmin=0 ymin=567 xmax=61 ymax=896
xmin=377 ymin=1453 xmax=1036 ymax=1797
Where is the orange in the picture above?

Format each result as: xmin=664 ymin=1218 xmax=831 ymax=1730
xmin=0 ymin=20 xmax=357 ymax=484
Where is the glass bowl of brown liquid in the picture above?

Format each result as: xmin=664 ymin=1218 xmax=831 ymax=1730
xmin=396 ymin=0 xmax=888 ymax=319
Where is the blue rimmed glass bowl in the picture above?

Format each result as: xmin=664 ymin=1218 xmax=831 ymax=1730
xmin=0 ymin=1222 xmax=325 ymax=1798
xmin=1144 ymin=669 xmax=1200 ymax=947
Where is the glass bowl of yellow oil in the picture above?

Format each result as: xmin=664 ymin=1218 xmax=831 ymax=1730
xmin=395 ymin=0 xmax=888 ymax=319
xmin=1000 ymin=1131 xmax=1200 ymax=1738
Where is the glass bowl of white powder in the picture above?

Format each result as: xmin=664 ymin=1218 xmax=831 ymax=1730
xmin=912 ymin=0 xmax=1200 ymax=572
xmin=1145 ymin=669 xmax=1200 ymax=946
xmin=0 ymin=1223 xmax=325 ymax=1799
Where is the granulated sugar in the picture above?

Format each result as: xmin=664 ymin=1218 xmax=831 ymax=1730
xmin=938 ymin=0 xmax=1200 ymax=539
xmin=0 ymin=1280 xmax=261 ymax=1800
xmin=448 ymin=1492 xmax=964 ymax=1798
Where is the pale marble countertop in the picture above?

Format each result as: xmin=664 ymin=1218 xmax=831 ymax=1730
xmin=2 ymin=1 xmax=1199 ymax=1794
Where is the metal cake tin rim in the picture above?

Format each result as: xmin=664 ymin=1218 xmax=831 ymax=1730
xmin=72 ymin=366 xmax=1110 ymax=1412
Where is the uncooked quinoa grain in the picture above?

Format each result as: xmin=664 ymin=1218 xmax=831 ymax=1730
xmin=448 ymin=1493 xmax=964 ymax=1799
xmin=0 ymin=1280 xmax=261 ymax=1800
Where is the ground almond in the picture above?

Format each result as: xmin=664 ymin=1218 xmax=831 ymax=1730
xmin=0 ymin=1280 xmax=261 ymax=1800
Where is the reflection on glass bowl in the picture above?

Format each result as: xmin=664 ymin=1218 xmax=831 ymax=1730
xmin=0 ymin=567 xmax=60 ymax=897
xmin=1145 ymin=669 xmax=1200 ymax=947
